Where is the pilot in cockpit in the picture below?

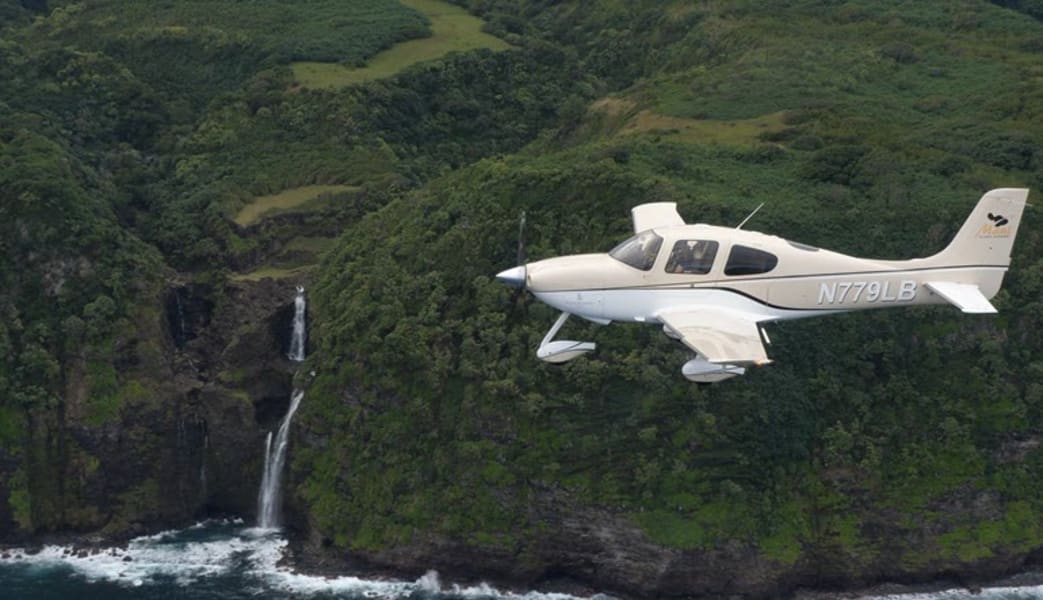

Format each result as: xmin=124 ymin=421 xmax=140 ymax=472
xmin=668 ymin=240 xmax=714 ymax=274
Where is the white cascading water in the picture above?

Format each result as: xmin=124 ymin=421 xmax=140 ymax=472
xmin=257 ymin=285 xmax=309 ymax=529
xmin=287 ymin=285 xmax=306 ymax=362
xmin=257 ymin=389 xmax=304 ymax=529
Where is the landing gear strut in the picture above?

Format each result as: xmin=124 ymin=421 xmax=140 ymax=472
xmin=536 ymin=312 xmax=596 ymax=363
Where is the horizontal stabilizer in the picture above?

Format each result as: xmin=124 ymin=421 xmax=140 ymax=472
xmin=925 ymin=281 xmax=997 ymax=314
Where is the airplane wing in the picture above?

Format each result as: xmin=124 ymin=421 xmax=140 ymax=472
xmin=658 ymin=308 xmax=771 ymax=364
xmin=632 ymin=202 xmax=684 ymax=233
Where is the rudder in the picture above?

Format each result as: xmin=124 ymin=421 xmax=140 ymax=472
xmin=931 ymin=188 xmax=1029 ymax=267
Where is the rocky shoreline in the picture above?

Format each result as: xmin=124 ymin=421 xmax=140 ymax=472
xmin=793 ymin=566 xmax=1043 ymax=599
xmin=278 ymin=513 xmax=1043 ymax=599
xmin=0 ymin=516 xmax=1041 ymax=599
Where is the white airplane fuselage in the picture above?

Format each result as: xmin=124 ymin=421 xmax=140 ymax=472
xmin=524 ymin=230 xmax=1007 ymax=326
xmin=497 ymin=189 xmax=1028 ymax=381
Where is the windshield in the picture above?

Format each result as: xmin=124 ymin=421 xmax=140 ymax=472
xmin=609 ymin=231 xmax=663 ymax=271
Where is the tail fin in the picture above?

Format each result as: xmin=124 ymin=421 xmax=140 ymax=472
xmin=930 ymin=188 xmax=1029 ymax=267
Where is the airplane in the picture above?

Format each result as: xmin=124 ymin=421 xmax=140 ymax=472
xmin=495 ymin=188 xmax=1029 ymax=382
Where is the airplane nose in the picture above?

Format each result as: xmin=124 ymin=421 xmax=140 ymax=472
xmin=496 ymin=265 xmax=527 ymax=287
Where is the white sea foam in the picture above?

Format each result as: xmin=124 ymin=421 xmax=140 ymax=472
xmin=0 ymin=521 xmax=610 ymax=599
xmin=2 ymin=538 xmax=228 ymax=585
xmin=865 ymin=583 xmax=1043 ymax=599
xmin=2 ymin=526 xmax=1038 ymax=600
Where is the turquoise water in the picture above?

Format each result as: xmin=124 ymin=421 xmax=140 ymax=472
xmin=0 ymin=521 xmax=586 ymax=600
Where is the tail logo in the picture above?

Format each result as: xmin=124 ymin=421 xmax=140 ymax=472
xmin=978 ymin=213 xmax=1011 ymax=238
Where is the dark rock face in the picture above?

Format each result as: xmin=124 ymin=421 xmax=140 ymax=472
xmin=0 ymin=443 xmax=20 ymax=537
xmin=287 ymin=483 xmax=1043 ymax=599
xmin=0 ymin=276 xmax=307 ymax=542
xmin=289 ymin=496 xmax=797 ymax=599
xmin=163 ymin=285 xmax=214 ymax=350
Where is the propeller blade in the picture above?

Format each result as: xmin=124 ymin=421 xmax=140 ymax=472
xmin=497 ymin=210 xmax=528 ymax=290
xmin=516 ymin=210 xmax=527 ymax=266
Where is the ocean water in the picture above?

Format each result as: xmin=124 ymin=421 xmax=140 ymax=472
xmin=865 ymin=587 xmax=1043 ymax=600
xmin=0 ymin=520 xmax=1041 ymax=600
xmin=0 ymin=520 xmax=594 ymax=600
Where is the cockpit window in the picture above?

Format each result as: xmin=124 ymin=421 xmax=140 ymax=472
xmin=609 ymin=231 xmax=663 ymax=271
xmin=665 ymin=240 xmax=718 ymax=274
xmin=724 ymin=245 xmax=778 ymax=276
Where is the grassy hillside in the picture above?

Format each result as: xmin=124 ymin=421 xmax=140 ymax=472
xmin=234 ymin=185 xmax=359 ymax=227
xmin=301 ymin=0 xmax=1043 ymax=580
xmin=33 ymin=0 xmax=430 ymax=110
xmin=0 ymin=0 xmax=537 ymax=536
xmin=2 ymin=0 xmax=1042 ymax=592
xmin=292 ymin=0 xmax=510 ymax=88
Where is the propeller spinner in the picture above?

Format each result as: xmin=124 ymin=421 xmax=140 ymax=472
xmin=495 ymin=265 xmax=526 ymax=287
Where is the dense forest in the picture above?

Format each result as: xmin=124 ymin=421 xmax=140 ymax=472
xmin=1 ymin=0 xmax=1042 ymax=596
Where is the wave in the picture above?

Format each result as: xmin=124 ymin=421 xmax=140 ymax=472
xmin=0 ymin=520 xmax=610 ymax=599
xmin=865 ymin=586 xmax=1043 ymax=600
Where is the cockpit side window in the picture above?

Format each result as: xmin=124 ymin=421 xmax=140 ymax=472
xmin=724 ymin=245 xmax=778 ymax=276
xmin=665 ymin=240 xmax=718 ymax=274
xmin=609 ymin=231 xmax=663 ymax=271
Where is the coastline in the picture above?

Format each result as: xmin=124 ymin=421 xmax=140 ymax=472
xmin=794 ymin=567 xmax=1043 ymax=599
xmin=1 ymin=518 xmax=1042 ymax=599
xmin=278 ymin=526 xmax=605 ymax=599
xmin=277 ymin=521 xmax=1043 ymax=600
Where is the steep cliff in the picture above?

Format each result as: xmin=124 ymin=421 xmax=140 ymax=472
xmin=0 ymin=271 xmax=306 ymax=540
xmin=1 ymin=1 xmax=1042 ymax=598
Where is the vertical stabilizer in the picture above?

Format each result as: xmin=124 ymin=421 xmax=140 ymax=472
xmin=929 ymin=188 xmax=1028 ymax=267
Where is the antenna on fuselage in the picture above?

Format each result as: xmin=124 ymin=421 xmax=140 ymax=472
xmin=735 ymin=202 xmax=765 ymax=230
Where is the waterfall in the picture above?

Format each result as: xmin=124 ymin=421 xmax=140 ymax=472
xmin=287 ymin=285 xmax=306 ymax=362
xmin=257 ymin=390 xmax=304 ymax=529
xmin=257 ymin=285 xmax=310 ymax=528
xmin=258 ymin=432 xmax=273 ymax=522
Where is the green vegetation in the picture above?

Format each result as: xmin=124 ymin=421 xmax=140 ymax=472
xmin=589 ymin=99 xmax=788 ymax=146
xmin=292 ymin=0 xmax=510 ymax=88
xmin=85 ymin=360 xmax=121 ymax=425
xmin=0 ymin=0 xmax=533 ymax=535
xmin=230 ymin=265 xmax=317 ymax=283
xmin=285 ymin=237 xmax=337 ymax=255
xmin=622 ymin=110 xmax=787 ymax=146
xmin=115 ymin=478 xmax=161 ymax=523
xmin=43 ymin=0 xmax=429 ymax=63
xmin=7 ymin=474 xmax=31 ymax=532
xmin=1 ymin=0 xmax=1042 ymax=591
xmin=300 ymin=0 xmax=1043 ymax=575
xmin=234 ymin=185 xmax=359 ymax=226
xmin=39 ymin=0 xmax=430 ymax=108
